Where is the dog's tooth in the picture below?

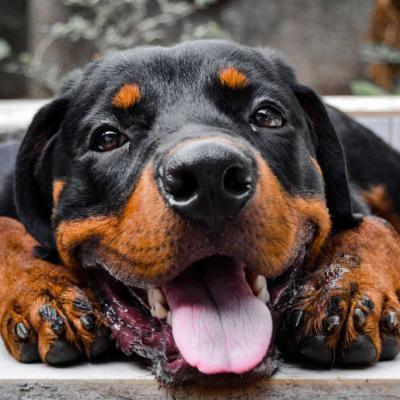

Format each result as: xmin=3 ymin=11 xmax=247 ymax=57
xmin=147 ymin=288 xmax=154 ymax=307
xmin=152 ymin=302 xmax=168 ymax=320
xmin=147 ymin=287 xmax=166 ymax=309
xmin=257 ymin=286 xmax=270 ymax=304
xmin=153 ymin=288 xmax=166 ymax=305
xmin=252 ymin=275 xmax=267 ymax=294
xmin=167 ymin=311 xmax=172 ymax=326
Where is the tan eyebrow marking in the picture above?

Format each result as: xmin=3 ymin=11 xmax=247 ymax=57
xmin=219 ymin=67 xmax=249 ymax=89
xmin=310 ymin=157 xmax=322 ymax=175
xmin=53 ymin=179 xmax=65 ymax=206
xmin=112 ymin=83 xmax=141 ymax=109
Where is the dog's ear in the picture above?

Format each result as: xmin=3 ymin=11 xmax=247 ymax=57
xmin=14 ymin=96 xmax=69 ymax=249
xmin=15 ymin=69 xmax=82 ymax=251
xmin=292 ymin=83 xmax=360 ymax=230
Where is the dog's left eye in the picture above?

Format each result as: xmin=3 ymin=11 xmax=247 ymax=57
xmin=250 ymin=106 xmax=284 ymax=129
xmin=92 ymin=131 xmax=128 ymax=152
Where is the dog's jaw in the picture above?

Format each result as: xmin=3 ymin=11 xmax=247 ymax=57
xmin=86 ymin=242 xmax=308 ymax=385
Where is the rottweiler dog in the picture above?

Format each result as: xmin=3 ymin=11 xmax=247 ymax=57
xmin=1 ymin=40 xmax=400 ymax=385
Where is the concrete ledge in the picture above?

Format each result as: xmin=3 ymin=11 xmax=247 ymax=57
xmin=324 ymin=96 xmax=400 ymax=116
xmin=1 ymin=342 xmax=400 ymax=399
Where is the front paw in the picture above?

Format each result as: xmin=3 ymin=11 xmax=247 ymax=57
xmin=0 ymin=265 xmax=110 ymax=364
xmin=281 ymin=217 xmax=400 ymax=366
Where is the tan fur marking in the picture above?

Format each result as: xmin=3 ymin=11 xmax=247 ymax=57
xmin=112 ymin=84 xmax=141 ymax=109
xmin=362 ymin=184 xmax=400 ymax=232
xmin=310 ymin=157 xmax=322 ymax=176
xmin=219 ymin=68 xmax=249 ymax=89
xmin=52 ymin=180 xmax=65 ymax=206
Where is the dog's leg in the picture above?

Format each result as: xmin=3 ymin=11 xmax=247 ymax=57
xmin=281 ymin=216 xmax=400 ymax=365
xmin=0 ymin=217 xmax=109 ymax=364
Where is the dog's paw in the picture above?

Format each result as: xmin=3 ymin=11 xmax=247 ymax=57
xmin=281 ymin=217 xmax=400 ymax=366
xmin=0 ymin=264 xmax=110 ymax=364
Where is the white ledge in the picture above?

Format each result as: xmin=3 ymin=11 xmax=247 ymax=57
xmin=1 ymin=341 xmax=400 ymax=399
xmin=324 ymin=96 xmax=400 ymax=116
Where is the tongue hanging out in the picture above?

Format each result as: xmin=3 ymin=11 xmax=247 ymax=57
xmin=162 ymin=257 xmax=273 ymax=375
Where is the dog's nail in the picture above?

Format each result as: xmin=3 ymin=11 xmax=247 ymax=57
xmin=39 ymin=304 xmax=57 ymax=322
xmin=325 ymin=315 xmax=340 ymax=333
xmin=39 ymin=305 xmax=65 ymax=334
xmin=80 ymin=314 xmax=95 ymax=331
xmin=15 ymin=322 xmax=30 ymax=341
xmin=51 ymin=317 xmax=65 ymax=335
xmin=361 ymin=296 xmax=374 ymax=312
xmin=383 ymin=311 xmax=398 ymax=332
xmin=73 ymin=298 xmax=93 ymax=312
xmin=327 ymin=296 xmax=342 ymax=314
xmin=289 ymin=310 xmax=304 ymax=331
xmin=167 ymin=311 xmax=172 ymax=326
xmin=354 ymin=308 xmax=366 ymax=330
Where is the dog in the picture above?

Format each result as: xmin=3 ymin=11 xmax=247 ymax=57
xmin=0 ymin=40 xmax=400 ymax=385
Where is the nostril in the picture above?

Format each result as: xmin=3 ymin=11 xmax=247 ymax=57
xmin=161 ymin=168 xmax=199 ymax=202
xmin=223 ymin=165 xmax=253 ymax=196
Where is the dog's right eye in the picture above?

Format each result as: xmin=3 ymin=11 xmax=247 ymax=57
xmin=92 ymin=130 xmax=128 ymax=152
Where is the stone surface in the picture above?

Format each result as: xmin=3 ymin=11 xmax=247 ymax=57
xmin=1 ymin=340 xmax=400 ymax=399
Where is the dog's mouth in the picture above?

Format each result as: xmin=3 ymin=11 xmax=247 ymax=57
xmin=88 ymin=247 xmax=307 ymax=385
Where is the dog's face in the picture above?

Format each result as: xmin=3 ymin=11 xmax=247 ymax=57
xmin=15 ymin=41 xmax=356 ymax=384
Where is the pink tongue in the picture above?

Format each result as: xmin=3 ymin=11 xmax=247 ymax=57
xmin=162 ymin=258 xmax=272 ymax=375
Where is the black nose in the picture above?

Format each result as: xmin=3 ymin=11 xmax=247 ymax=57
xmin=157 ymin=140 xmax=257 ymax=226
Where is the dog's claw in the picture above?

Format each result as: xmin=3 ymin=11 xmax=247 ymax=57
xmin=80 ymin=314 xmax=95 ymax=331
xmin=73 ymin=298 xmax=93 ymax=312
xmin=325 ymin=315 xmax=340 ymax=333
xmin=383 ymin=311 xmax=398 ymax=332
xmin=361 ymin=296 xmax=374 ymax=312
xmin=15 ymin=322 xmax=30 ymax=341
xmin=353 ymin=308 xmax=366 ymax=330
xmin=50 ymin=317 xmax=65 ymax=335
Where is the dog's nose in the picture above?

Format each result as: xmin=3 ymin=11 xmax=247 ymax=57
xmin=157 ymin=140 xmax=256 ymax=226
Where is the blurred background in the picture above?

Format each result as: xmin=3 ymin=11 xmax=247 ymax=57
xmin=1 ymin=0 xmax=400 ymax=98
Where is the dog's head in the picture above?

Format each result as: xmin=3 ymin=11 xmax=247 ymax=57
xmin=14 ymin=41 xmax=357 ymax=384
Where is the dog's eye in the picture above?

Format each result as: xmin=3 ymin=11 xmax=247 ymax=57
xmin=250 ymin=106 xmax=284 ymax=129
xmin=92 ymin=131 xmax=128 ymax=152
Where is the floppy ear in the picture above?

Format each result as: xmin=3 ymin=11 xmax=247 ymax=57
xmin=14 ymin=96 xmax=69 ymax=249
xmin=292 ymin=83 xmax=361 ymax=230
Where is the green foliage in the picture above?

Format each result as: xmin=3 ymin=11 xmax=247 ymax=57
xmin=361 ymin=43 xmax=400 ymax=65
xmin=10 ymin=0 xmax=227 ymax=91
xmin=350 ymin=80 xmax=391 ymax=96
xmin=0 ymin=39 xmax=11 ymax=60
xmin=54 ymin=0 xmax=227 ymax=54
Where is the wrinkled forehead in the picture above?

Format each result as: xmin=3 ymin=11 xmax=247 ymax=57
xmin=82 ymin=42 xmax=286 ymax=106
